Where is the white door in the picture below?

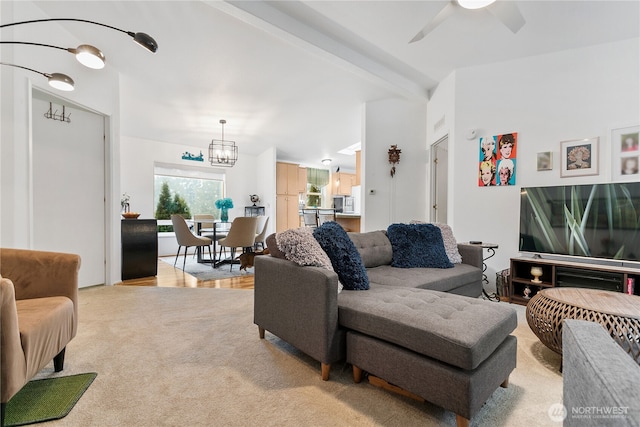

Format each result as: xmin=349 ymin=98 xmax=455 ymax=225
xmin=32 ymin=92 xmax=106 ymax=288
xmin=431 ymin=136 xmax=449 ymax=223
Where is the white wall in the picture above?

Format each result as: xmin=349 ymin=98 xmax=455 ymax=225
xmin=428 ymin=38 xmax=640 ymax=289
xmin=362 ymin=98 xmax=428 ymax=231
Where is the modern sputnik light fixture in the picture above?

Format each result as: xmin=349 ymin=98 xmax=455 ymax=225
xmin=209 ymin=119 xmax=238 ymax=167
xmin=0 ymin=18 xmax=157 ymax=90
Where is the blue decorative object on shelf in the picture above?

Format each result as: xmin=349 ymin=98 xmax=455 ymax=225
xmin=181 ymin=151 xmax=204 ymax=162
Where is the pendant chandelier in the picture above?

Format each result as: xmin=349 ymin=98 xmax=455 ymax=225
xmin=208 ymin=119 xmax=238 ymax=167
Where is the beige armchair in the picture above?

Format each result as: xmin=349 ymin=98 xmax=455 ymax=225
xmin=1 ymin=248 xmax=81 ymax=425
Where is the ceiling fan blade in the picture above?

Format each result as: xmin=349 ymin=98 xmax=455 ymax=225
xmin=409 ymin=2 xmax=457 ymax=43
xmin=486 ymin=1 xmax=525 ymax=33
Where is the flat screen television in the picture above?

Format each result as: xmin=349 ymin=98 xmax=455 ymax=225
xmin=519 ymin=182 xmax=640 ymax=263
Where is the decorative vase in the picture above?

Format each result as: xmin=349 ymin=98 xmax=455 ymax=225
xmin=523 ymin=285 xmax=532 ymax=299
xmin=221 ymin=207 xmax=229 ymax=222
xmin=530 ymin=266 xmax=543 ymax=283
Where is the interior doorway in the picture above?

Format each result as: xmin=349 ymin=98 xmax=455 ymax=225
xmin=31 ymin=89 xmax=106 ymax=288
xmin=430 ymin=136 xmax=448 ymax=223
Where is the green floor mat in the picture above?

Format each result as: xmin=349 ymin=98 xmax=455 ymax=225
xmin=4 ymin=373 xmax=97 ymax=427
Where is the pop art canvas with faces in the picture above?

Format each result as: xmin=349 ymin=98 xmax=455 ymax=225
xmin=478 ymin=132 xmax=517 ymax=187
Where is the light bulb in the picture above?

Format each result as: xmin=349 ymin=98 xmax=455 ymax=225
xmin=457 ymin=0 xmax=497 ymax=10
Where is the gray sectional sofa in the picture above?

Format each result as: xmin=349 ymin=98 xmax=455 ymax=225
xmin=562 ymin=319 xmax=640 ymax=426
xmin=254 ymin=229 xmax=517 ymax=426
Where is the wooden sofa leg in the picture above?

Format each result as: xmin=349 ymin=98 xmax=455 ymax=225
xmin=455 ymin=414 xmax=470 ymax=427
xmin=258 ymin=326 xmax=265 ymax=339
xmin=501 ymin=376 xmax=510 ymax=388
xmin=353 ymin=365 xmax=363 ymax=383
xmin=1 ymin=402 xmax=6 ymax=427
xmin=53 ymin=347 xmax=66 ymax=372
xmin=321 ymin=363 xmax=330 ymax=381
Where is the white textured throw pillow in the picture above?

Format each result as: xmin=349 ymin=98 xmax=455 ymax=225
xmin=276 ymin=227 xmax=343 ymax=292
xmin=410 ymin=220 xmax=463 ymax=264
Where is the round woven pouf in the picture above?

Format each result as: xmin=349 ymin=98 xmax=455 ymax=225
xmin=526 ymin=287 xmax=640 ymax=363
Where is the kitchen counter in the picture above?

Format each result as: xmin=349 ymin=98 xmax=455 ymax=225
xmin=336 ymin=212 xmax=360 ymax=218
xmin=335 ymin=213 xmax=360 ymax=232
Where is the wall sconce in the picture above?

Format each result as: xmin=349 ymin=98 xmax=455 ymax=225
xmin=388 ymin=144 xmax=401 ymax=177
xmin=0 ymin=62 xmax=74 ymax=91
xmin=208 ymin=119 xmax=238 ymax=167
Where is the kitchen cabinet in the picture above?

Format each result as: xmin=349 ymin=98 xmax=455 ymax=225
xmin=276 ymin=194 xmax=300 ymax=232
xmin=333 ymin=172 xmax=356 ymax=195
xmin=276 ymin=162 xmax=303 ymax=231
xmin=276 ymin=162 xmax=300 ymax=195
xmin=298 ymin=167 xmax=307 ymax=193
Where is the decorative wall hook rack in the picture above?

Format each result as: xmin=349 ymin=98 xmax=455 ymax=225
xmin=44 ymin=102 xmax=71 ymax=123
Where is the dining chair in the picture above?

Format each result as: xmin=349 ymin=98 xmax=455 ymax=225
xmin=193 ymin=214 xmax=229 ymax=259
xmin=254 ymin=216 xmax=270 ymax=250
xmin=217 ymin=216 xmax=259 ymax=271
xmin=193 ymin=214 xmax=215 ymax=238
xmin=302 ymin=209 xmax=319 ymax=228
xmin=171 ymin=214 xmax=213 ymax=270
xmin=317 ymin=209 xmax=336 ymax=226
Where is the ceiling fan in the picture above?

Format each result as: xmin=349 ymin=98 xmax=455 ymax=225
xmin=409 ymin=0 xmax=525 ymax=43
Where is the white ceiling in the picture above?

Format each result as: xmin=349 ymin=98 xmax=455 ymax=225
xmin=24 ymin=1 xmax=640 ymax=170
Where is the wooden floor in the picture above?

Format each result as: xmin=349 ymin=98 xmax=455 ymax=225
xmin=117 ymin=257 xmax=255 ymax=289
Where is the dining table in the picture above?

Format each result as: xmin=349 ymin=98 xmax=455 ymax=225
xmin=187 ymin=218 xmax=230 ymax=267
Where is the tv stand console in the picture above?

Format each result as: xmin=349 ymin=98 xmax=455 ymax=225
xmin=509 ymin=257 xmax=639 ymax=306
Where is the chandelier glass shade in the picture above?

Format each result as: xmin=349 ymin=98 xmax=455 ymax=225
xmin=208 ymin=119 xmax=238 ymax=167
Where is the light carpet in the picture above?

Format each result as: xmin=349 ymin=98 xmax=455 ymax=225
xmin=34 ymin=286 xmax=562 ymax=426
xmin=159 ymin=255 xmax=253 ymax=280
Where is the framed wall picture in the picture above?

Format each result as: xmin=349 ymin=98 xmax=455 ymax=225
xmin=537 ymin=152 xmax=552 ymax=171
xmin=478 ymin=132 xmax=518 ymax=186
xmin=611 ymin=124 xmax=639 ymax=182
xmin=560 ymin=137 xmax=599 ymax=178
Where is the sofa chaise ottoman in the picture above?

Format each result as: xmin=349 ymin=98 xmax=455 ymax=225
xmin=340 ymin=286 xmax=517 ymax=427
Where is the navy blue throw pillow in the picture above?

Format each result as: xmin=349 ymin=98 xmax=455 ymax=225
xmin=313 ymin=222 xmax=369 ymax=290
xmin=386 ymin=223 xmax=454 ymax=269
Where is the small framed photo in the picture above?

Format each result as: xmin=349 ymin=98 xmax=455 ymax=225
xmin=560 ymin=137 xmax=599 ymax=178
xmin=611 ymin=124 xmax=640 ymax=182
xmin=537 ymin=152 xmax=552 ymax=171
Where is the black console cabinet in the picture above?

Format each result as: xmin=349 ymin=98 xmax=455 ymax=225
xmin=121 ymin=219 xmax=158 ymax=280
